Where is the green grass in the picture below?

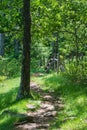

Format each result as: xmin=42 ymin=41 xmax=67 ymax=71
xmin=0 ymin=73 xmax=87 ymax=130
xmin=0 ymin=77 xmax=41 ymax=130
xmin=32 ymin=73 xmax=87 ymax=130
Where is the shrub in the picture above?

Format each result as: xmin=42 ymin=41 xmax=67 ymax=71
xmin=0 ymin=58 xmax=21 ymax=78
xmin=64 ymin=62 xmax=87 ymax=84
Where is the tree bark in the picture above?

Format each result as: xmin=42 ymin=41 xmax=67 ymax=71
xmin=0 ymin=33 xmax=5 ymax=56
xmin=14 ymin=39 xmax=20 ymax=59
xmin=17 ymin=0 xmax=31 ymax=100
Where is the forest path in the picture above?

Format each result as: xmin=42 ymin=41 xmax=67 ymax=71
xmin=15 ymin=75 xmax=64 ymax=130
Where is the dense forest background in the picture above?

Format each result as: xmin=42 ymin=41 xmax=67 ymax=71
xmin=0 ymin=0 xmax=87 ymax=81
xmin=0 ymin=0 xmax=87 ymax=130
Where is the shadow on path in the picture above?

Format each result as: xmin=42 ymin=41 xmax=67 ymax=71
xmin=15 ymin=82 xmax=64 ymax=130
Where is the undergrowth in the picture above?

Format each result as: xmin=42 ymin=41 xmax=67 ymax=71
xmin=0 ymin=73 xmax=87 ymax=130
xmin=32 ymin=73 xmax=87 ymax=130
xmin=0 ymin=77 xmax=41 ymax=130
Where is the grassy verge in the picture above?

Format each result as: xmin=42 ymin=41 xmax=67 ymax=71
xmin=32 ymin=73 xmax=87 ymax=130
xmin=0 ymin=77 xmax=41 ymax=130
xmin=0 ymin=73 xmax=87 ymax=130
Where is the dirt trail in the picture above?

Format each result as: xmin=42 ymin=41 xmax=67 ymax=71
xmin=15 ymin=81 xmax=64 ymax=130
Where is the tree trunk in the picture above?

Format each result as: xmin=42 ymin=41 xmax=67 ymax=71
xmin=14 ymin=39 xmax=20 ymax=59
xmin=0 ymin=33 xmax=5 ymax=56
xmin=17 ymin=0 xmax=31 ymax=100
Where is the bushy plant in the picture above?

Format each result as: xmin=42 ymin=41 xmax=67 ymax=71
xmin=0 ymin=59 xmax=7 ymax=76
xmin=6 ymin=59 xmax=21 ymax=77
xmin=64 ymin=62 xmax=87 ymax=84
xmin=0 ymin=58 xmax=21 ymax=78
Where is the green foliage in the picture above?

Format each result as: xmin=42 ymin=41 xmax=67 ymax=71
xmin=64 ymin=62 xmax=87 ymax=83
xmin=0 ymin=0 xmax=22 ymax=32
xmin=0 ymin=76 xmax=6 ymax=82
xmin=0 ymin=58 xmax=21 ymax=78
xmin=0 ymin=59 xmax=7 ymax=76
xmin=0 ymin=0 xmax=87 ymax=80
xmin=6 ymin=59 xmax=21 ymax=77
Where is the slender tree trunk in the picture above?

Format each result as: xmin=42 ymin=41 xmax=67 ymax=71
xmin=14 ymin=39 xmax=20 ymax=59
xmin=53 ymin=32 xmax=59 ymax=71
xmin=0 ymin=33 xmax=5 ymax=56
xmin=17 ymin=0 xmax=31 ymax=100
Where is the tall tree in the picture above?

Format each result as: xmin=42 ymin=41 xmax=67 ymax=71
xmin=17 ymin=0 xmax=31 ymax=100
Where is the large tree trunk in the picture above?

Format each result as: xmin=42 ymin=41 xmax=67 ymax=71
xmin=17 ymin=0 xmax=31 ymax=100
xmin=0 ymin=33 xmax=5 ymax=56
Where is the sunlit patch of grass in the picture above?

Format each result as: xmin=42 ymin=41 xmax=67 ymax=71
xmin=61 ymin=119 xmax=87 ymax=130
xmin=0 ymin=73 xmax=87 ymax=130
xmin=33 ymin=73 xmax=87 ymax=130
xmin=0 ymin=77 xmax=20 ymax=130
xmin=0 ymin=77 xmax=42 ymax=130
xmin=0 ymin=77 xmax=20 ymax=112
